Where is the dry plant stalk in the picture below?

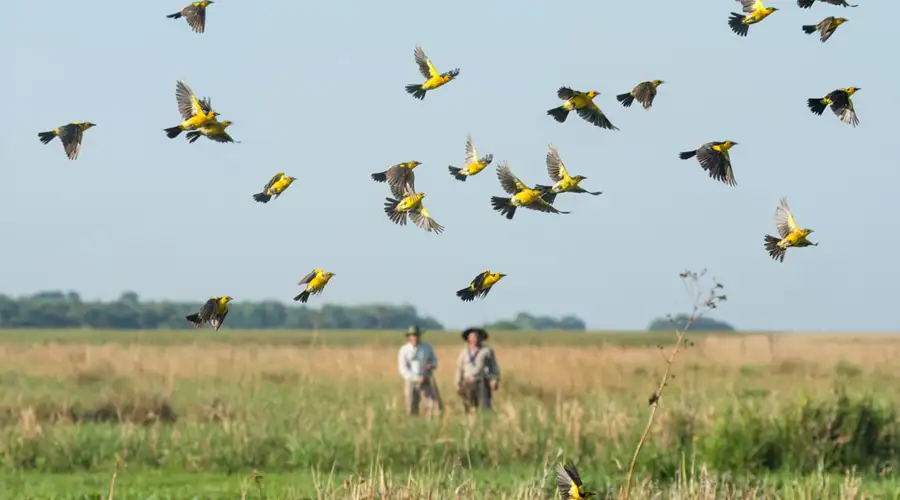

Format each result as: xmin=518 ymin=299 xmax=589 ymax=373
xmin=620 ymin=269 xmax=727 ymax=500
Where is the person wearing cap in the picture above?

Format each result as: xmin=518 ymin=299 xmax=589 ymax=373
xmin=454 ymin=327 xmax=501 ymax=413
xmin=397 ymin=325 xmax=442 ymax=416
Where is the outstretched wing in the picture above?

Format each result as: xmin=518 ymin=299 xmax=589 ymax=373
xmin=575 ymin=103 xmax=619 ymax=130
xmin=546 ymin=144 xmax=568 ymax=182
xmin=471 ymin=271 xmax=489 ymax=290
xmin=464 ymin=134 xmax=477 ymax=166
xmin=414 ymin=45 xmax=439 ymax=79
xmin=555 ymin=464 xmax=576 ymax=500
xmin=182 ymin=4 xmax=208 ymax=33
xmin=409 ymin=208 xmax=444 ymax=234
xmin=557 ymin=87 xmax=577 ymax=101
xmin=197 ymin=298 xmax=218 ymax=323
xmin=496 ymin=162 xmax=527 ymax=195
xmin=263 ymin=172 xmax=285 ymax=192
xmin=738 ymin=0 xmax=764 ymax=13
xmin=524 ymin=196 xmax=568 ymax=214
xmin=384 ymin=165 xmax=416 ymax=199
xmin=632 ymin=82 xmax=657 ymax=109
xmin=696 ymin=147 xmax=737 ymax=186
xmin=58 ymin=124 xmax=84 ymax=160
xmin=298 ymin=269 xmax=319 ymax=285
xmin=775 ymin=197 xmax=799 ymax=238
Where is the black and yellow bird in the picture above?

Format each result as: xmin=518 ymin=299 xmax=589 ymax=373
xmin=555 ymin=462 xmax=594 ymax=500
xmin=163 ymin=80 xmax=219 ymax=138
xmin=678 ymin=141 xmax=739 ymax=187
xmin=807 ymin=87 xmax=860 ymax=127
xmin=547 ymin=87 xmax=618 ymax=130
xmin=38 ymin=122 xmax=96 ymax=160
xmin=616 ymin=80 xmax=665 ymax=110
xmin=728 ymin=0 xmax=779 ymax=37
xmin=371 ymin=161 xmax=422 ymax=198
xmin=490 ymin=162 xmax=570 ymax=220
xmin=405 ymin=45 xmax=459 ymax=100
xmin=167 ymin=1 xmax=214 ymax=34
xmin=185 ymin=119 xmax=238 ymax=144
xmin=185 ymin=295 xmax=232 ymax=331
xmin=448 ymin=134 xmax=493 ymax=182
xmin=535 ymin=144 xmax=602 ymax=204
xmin=294 ymin=269 xmax=336 ymax=303
xmin=798 ymin=0 xmax=857 ymax=8
xmin=383 ymin=186 xmax=445 ymax=234
xmin=802 ymin=16 xmax=848 ymax=42
xmin=253 ymin=172 xmax=296 ymax=203
xmin=764 ymin=197 xmax=817 ymax=262
xmin=456 ymin=270 xmax=506 ymax=302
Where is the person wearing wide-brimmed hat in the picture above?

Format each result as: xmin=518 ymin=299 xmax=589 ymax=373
xmin=454 ymin=327 xmax=500 ymax=413
xmin=397 ymin=325 xmax=442 ymax=416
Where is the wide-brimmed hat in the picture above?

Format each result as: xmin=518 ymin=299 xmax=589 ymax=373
xmin=406 ymin=325 xmax=423 ymax=337
xmin=461 ymin=327 xmax=488 ymax=341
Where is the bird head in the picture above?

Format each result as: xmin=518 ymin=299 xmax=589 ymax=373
xmin=835 ymin=17 xmax=848 ymax=24
xmin=586 ymin=90 xmax=600 ymax=98
xmin=497 ymin=273 xmax=507 ymax=279
xmin=220 ymin=120 xmax=233 ymax=127
xmin=805 ymin=229 xmax=814 ymax=234
xmin=846 ymin=87 xmax=860 ymax=95
xmin=410 ymin=161 xmax=422 ymax=167
xmin=652 ymin=79 xmax=665 ymax=86
xmin=286 ymin=176 xmax=297 ymax=183
xmin=221 ymin=296 xmax=233 ymax=304
xmin=769 ymin=6 xmax=779 ymax=11
xmin=574 ymin=175 xmax=587 ymax=181
xmin=724 ymin=140 xmax=738 ymax=148
xmin=83 ymin=122 xmax=96 ymax=129
xmin=417 ymin=192 xmax=426 ymax=200
xmin=325 ymin=272 xmax=336 ymax=279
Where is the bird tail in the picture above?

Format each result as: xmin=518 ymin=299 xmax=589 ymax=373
xmin=167 ymin=12 xmax=183 ymax=19
xmin=801 ymin=24 xmax=817 ymax=34
xmin=164 ymin=126 xmax=183 ymax=138
xmin=371 ymin=171 xmax=387 ymax=183
xmin=764 ymin=235 xmax=787 ymax=263
xmin=405 ymin=84 xmax=427 ymax=100
xmin=253 ymin=192 xmax=272 ymax=203
xmin=490 ymin=196 xmax=516 ymax=220
xmin=728 ymin=13 xmax=749 ymax=37
xmin=293 ymin=290 xmax=311 ymax=303
xmin=616 ymin=93 xmax=635 ymax=108
xmin=807 ymin=98 xmax=828 ymax=116
xmin=448 ymin=166 xmax=467 ymax=182
xmin=185 ymin=131 xmax=201 ymax=143
xmin=796 ymin=0 xmax=815 ymax=7
xmin=678 ymin=150 xmax=697 ymax=160
xmin=456 ymin=287 xmax=477 ymax=302
xmin=547 ymin=106 xmax=569 ymax=123
xmin=185 ymin=313 xmax=203 ymax=327
xmin=38 ymin=131 xmax=56 ymax=144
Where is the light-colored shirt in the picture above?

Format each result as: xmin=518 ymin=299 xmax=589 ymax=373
xmin=398 ymin=342 xmax=438 ymax=382
xmin=454 ymin=345 xmax=500 ymax=386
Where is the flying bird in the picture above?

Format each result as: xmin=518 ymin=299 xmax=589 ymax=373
xmin=371 ymin=161 xmax=421 ymax=198
xmin=616 ymin=80 xmax=665 ymax=110
xmin=490 ymin=162 xmax=570 ymax=220
xmin=163 ymin=80 xmax=219 ymax=139
xmin=764 ymin=198 xmax=817 ymax=262
xmin=185 ymin=119 xmax=238 ymax=144
xmin=678 ymin=141 xmax=739 ymax=187
xmin=294 ymin=269 xmax=336 ymax=303
xmin=167 ymin=1 xmax=214 ymax=33
xmin=802 ymin=16 xmax=848 ymax=42
xmin=456 ymin=270 xmax=506 ymax=302
xmin=728 ymin=0 xmax=779 ymax=37
xmin=534 ymin=144 xmax=602 ymax=204
xmin=404 ymin=45 xmax=459 ymax=100
xmin=797 ymin=0 xmax=857 ymax=8
xmin=37 ymin=122 xmax=96 ymax=160
xmin=547 ymin=87 xmax=619 ymax=130
xmin=185 ymin=296 xmax=232 ymax=331
xmin=555 ymin=462 xmax=595 ymax=500
xmin=383 ymin=186 xmax=444 ymax=234
xmin=448 ymin=134 xmax=493 ymax=182
xmin=807 ymin=87 xmax=860 ymax=127
xmin=253 ymin=172 xmax=296 ymax=203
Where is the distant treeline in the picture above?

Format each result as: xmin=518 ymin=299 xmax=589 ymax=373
xmin=0 ymin=291 xmax=587 ymax=331
xmin=647 ymin=313 xmax=736 ymax=332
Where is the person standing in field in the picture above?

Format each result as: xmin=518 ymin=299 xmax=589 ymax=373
xmin=454 ymin=327 xmax=500 ymax=413
xmin=397 ymin=325 xmax=443 ymax=417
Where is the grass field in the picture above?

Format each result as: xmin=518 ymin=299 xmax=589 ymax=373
xmin=1 ymin=329 xmax=899 ymax=499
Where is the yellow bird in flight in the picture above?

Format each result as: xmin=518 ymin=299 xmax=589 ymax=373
xmin=371 ymin=161 xmax=422 ymax=199
xmin=534 ymin=144 xmax=603 ymax=204
xmin=547 ymin=87 xmax=619 ymax=130
xmin=164 ymin=80 xmax=219 ymax=139
xmin=802 ymin=16 xmax=848 ymax=43
xmin=807 ymin=87 xmax=860 ymax=127
xmin=166 ymin=1 xmax=214 ymax=34
xmin=616 ymin=80 xmax=665 ymax=110
xmin=678 ymin=141 xmax=739 ymax=187
xmin=185 ymin=119 xmax=238 ymax=144
xmin=456 ymin=270 xmax=506 ymax=302
xmin=185 ymin=296 xmax=232 ymax=331
xmin=383 ymin=186 xmax=445 ymax=234
xmin=38 ymin=122 xmax=96 ymax=160
xmin=490 ymin=162 xmax=570 ymax=220
xmin=764 ymin=197 xmax=817 ymax=262
xmin=294 ymin=269 xmax=336 ymax=303
xmin=729 ymin=0 xmax=779 ymax=37
xmin=555 ymin=462 xmax=594 ymax=500
xmin=253 ymin=172 xmax=296 ymax=203
xmin=448 ymin=134 xmax=493 ymax=182
xmin=405 ymin=45 xmax=459 ymax=100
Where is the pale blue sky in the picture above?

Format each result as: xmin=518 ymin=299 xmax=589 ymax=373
xmin=1 ymin=1 xmax=896 ymax=331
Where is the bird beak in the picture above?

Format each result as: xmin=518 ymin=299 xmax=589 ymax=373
xmin=580 ymin=176 xmax=588 ymax=180
xmin=499 ymin=273 xmax=507 ymax=277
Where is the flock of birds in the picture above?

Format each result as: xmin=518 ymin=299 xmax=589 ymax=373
xmin=32 ymin=0 xmax=863 ymax=337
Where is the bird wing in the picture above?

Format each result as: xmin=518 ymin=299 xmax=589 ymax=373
xmin=298 ymin=269 xmax=319 ymax=285
xmin=263 ymin=172 xmax=285 ymax=192
xmin=197 ymin=298 xmax=218 ymax=323
xmin=496 ymin=163 xmax=527 ymax=195
xmin=409 ymin=208 xmax=445 ymax=234
xmin=212 ymin=309 xmax=228 ymax=331
xmin=575 ymin=104 xmax=619 ymax=130
xmin=471 ymin=271 xmax=489 ymax=290
xmin=557 ymin=87 xmax=577 ymax=101
xmin=464 ymin=134 xmax=477 ymax=166
xmin=208 ymin=130 xmax=235 ymax=143
xmin=546 ymin=144 xmax=567 ymax=182
xmin=739 ymin=0 xmax=763 ymax=13
xmin=632 ymin=82 xmax=657 ymax=109
xmin=414 ymin=45 xmax=439 ymax=80
xmin=175 ymin=80 xmax=202 ymax=120
xmin=384 ymin=165 xmax=415 ymax=199
xmin=182 ymin=4 xmax=207 ymax=33
xmin=524 ymin=195 xmax=566 ymax=214
xmin=696 ymin=147 xmax=737 ymax=186
xmin=555 ymin=464 xmax=576 ymax=500
xmin=775 ymin=198 xmax=799 ymax=238
xmin=58 ymin=124 xmax=84 ymax=160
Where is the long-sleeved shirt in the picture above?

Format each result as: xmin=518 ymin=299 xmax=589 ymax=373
xmin=397 ymin=342 xmax=438 ymax=382
xmin=454 ymin=345 xmax=500 ymax=386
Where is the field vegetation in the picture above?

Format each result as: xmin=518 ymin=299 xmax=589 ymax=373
xmin=1 ymin=328 xmax=899 ymax=499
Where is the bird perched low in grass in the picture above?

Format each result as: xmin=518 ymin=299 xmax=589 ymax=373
xmin=616 ymin=80 xmax=665 ymax=110
xmin=547 ymin=87 xmax=619 ymax=130
xmin=456 ymin=270 xmax=506 ymax=302
xmin=490 ymin=162 xmax=570 ymax=220
xmin=802 ymin=16 xmax=848 ymax=42
xmin=797 ymin=0 xmax=857 ymax=8
xmin=728 ymin=0 xmax=779 ymax=37
xmin=764 ymin=197 xmax=817 ymax=263
xmin=371 ymin=161 xmax=421 ymax=198
xmin=38 ymin=122 xmax=96 ymax=160
xmin=167 ymin=1 xmax=214 ymax=34
xmin=448 ymin=134 xmax=493 ymax=182
xmin=163 ymin=80 xmax=219 ymax=139
xmin=534 ymin=144 xmax=602 ymax=204
xmin=253 ymin=172 xmax=296 ymax=203
xmin=405 ymin=45 xmax=459 ymax=100
xmin=185 ymin=119 xmax=238 ymax=144
xmin=185 ymin=295 xmax=232 ymax=331
xmin=807 ymin=87 xmax=860 ymax=127
xmin=294 ymin=269 xmax=336 ymax=303
xmin=678 ymin=141 xmax=739 ymax=187
xmin=383 ymin=186 xmax=445 ymax=234
xmin=555 ymin=462 xmax=594 ymax=500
